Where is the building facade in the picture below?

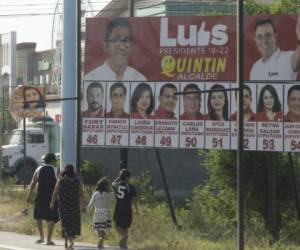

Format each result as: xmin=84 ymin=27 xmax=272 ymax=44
xmin=0 ymin=32 xmax=17 ymax=95
xmin=16 ymin=43 xmax=57 ymax=93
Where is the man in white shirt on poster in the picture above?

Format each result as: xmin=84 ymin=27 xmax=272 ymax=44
xmin=85 ymin=17 xmax=146 ymax=82
xmin=250 ymin=14 xmax=300 ymax=80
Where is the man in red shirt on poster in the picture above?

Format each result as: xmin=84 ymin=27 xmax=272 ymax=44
xmin=82 ymin=82 xmax=105 ymax=118
xmin=155 ymin=83 xmax=178 ymax=120
xmin=284 ymin=85 xmax=300 ymax=122
xmin=106 ymin=82 xmax=129 ymax=118
xmin=231 ymin=85 xmax=256 ymax=122
xmin=180 ymin=83 xmax=204 ymax=120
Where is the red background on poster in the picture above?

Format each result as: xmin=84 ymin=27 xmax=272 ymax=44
xmin=85 ymin=16 xmax=237 ymax=81
xmin=244 ymin=14 xmax=299 ymax=80
xmin=85 ymin=14 xmax=299 ymax=81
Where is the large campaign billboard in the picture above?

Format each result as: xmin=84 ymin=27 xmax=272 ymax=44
xmin=82 ymin=15 xmax=300 ymax=152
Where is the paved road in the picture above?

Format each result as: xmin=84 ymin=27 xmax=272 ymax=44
xmin=0 ymin=231 xmax=134 ymax=250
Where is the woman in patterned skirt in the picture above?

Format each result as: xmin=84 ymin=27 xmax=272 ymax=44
xmin=87 ymin=177 xmax=114 ymax=249
xmin=50 ymin=164 xmax=84 ymax=250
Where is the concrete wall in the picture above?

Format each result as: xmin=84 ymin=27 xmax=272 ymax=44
xmin=81 ymin=147 xmax=207 ymax=199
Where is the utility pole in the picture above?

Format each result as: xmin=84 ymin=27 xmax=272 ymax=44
xmin=237 ymin=0 xmax=245 ymax=249
xmin=61 ymin=0 xmax=77 ymax=170
xmin=76 ymin=0 xmax=82 ymax=174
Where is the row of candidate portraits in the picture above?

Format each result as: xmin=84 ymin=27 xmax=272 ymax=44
xmin=82 ymin=81 xmax=300 ymax=123
xmin=84 ymin=16 xmax=300 ymax=82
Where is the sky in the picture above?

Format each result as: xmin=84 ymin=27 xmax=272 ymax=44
xmin=0 ymin=0 xmax=110 ymax=51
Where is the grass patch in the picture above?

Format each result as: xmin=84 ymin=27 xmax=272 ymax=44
xmin=1 ymin=181 xmax=300 ymax=249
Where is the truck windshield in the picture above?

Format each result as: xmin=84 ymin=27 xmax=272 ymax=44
xmin=10 ymin=131 xmax=45 ymax=145
xmin=10 ymin=131 xmax=23 ymax=145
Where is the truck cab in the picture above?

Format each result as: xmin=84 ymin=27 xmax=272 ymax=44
xmin=2 ymin=117 xmax=60 ymax=184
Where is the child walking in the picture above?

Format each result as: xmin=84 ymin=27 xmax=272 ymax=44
xmin=112 ymin=169 xmax=138 ymax=249
xmin=87 ymin=177 xmax=114 ymax=249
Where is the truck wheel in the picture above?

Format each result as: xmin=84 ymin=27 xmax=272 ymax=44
xmin=16 ymin=161 xmax=37 ymax=185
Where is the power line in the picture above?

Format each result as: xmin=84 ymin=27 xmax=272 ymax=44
xmin=0 ymin=3 xmax=60 ymax=7
xmin=0 ymin=0 xmax=110 ymax=7
xmin=0 ymin=13 xmax=55 ymax=18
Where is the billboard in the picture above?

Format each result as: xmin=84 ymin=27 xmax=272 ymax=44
xmin=83 ymin=15 xmax=300 ymax=152
xmin=85 ymin=16 xmax=237 ymax=81
xmin=9 ymin=85 xmax=45 ymax=122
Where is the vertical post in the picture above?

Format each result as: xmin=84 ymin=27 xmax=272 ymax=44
xmin=237 ymin=0 xmax=245 ymax=249
xmin=288 ymin=153 xmax=300 ymax=220
xmin=120 ymin=0 xmax=135 ymax=170
xmin=2 ymin=86 xmax=4 ymax=134
xmin=76 ymin=0 xmax=81 ymax=174
xmin=43 ymin=86 xmax=46 ymax=133
xmin=155 ymin=149 xmax=178 ymax=227
xmin=120 ymin=149 xmax=128 ymax=169
xmin=61 ymin=0 xmax=77 ymax=170
xmin=129 ymin=0 xmax=134 ymax=17
xmin=267 ymin=153 xmax=278 ymax=241
xmin=0 ymin=86 xmax=3 ymax=179
xmin=22 ymin=116 xmax=27 ymax=187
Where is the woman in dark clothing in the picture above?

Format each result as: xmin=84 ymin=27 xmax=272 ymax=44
xmin=50 ymin=164 xmax=84 ymax=250
xmin=26 ymin=153 xmax=59 ymax=245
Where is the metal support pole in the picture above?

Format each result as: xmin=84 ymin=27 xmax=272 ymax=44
xmin=22 ymin=116 xmax=27 ymax=187
xmin=76 ymin=0 xmax=81 ymax=174
xmin=267 ymin=153 xmax=278 ymax=242
xmin=129 ymin=0 xmax=134 ymax=17
xmin=2 ymin=86 xmax=5 ymax=135
xmin=61 ymin=0 xmax=77 ymax=169
xmin=0 ymin=86 xmax=3 ymax=178
xmin=288 ymin=152 xmax=300 ymax=220
xmin=120 ymin=149 xmax=128 ymax=169
xmin=119 ymin=0 xmax=135 ymax=170
xmin=237 ymin=0 xmax=245 ymax=249
xmin=155 ymin=149 xmax=178 ymax=227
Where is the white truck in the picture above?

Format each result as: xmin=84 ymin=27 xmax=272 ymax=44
xmin=1 ymin=117 xmax=60 ymax=184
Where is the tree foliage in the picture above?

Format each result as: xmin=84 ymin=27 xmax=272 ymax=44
xmin=187 ymin=150 xmax=300 ymax=240
xmin=80 ymin=160 xmax=103 ymax=186
xmin=188 ymin=1 xmax=300 ymax=239
xmin=244 ymin=0 xmax=300 ymax=15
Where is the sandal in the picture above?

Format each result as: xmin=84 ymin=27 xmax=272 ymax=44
xmin=97 ymin=241 xmax=104 ymax=249
xmin=69 ymin=240 xmax=74 ymax=250
xmin=46 ymin=240 xmax=55 ymax=245
xmin=35 ymin=239 xmax=44 ymax=244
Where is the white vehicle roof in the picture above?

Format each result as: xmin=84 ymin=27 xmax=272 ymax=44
xmin=13 ymin=127 xmax=43 ymax=134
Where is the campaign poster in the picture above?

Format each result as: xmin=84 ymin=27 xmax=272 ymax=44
xmin=105 ymin=81 xmax=130 ymax=146
xmin=83 ymin=14 xmax=300 ymax=152
xmin=284 ymin=83 xmax=300 ymax=151
xmin=230 ymin=83 xmax=257 ymax=150
xmin=129 ymin=82 xmax=155 ymax=147
xmin=244 ymin=14 xmax=300 ymax=81
xmin=256 ymin=83 xmax=283 ymax=151
xmin=204 ymin=82 xmax=231 ymax=150
xmin=82 ymin=81 xmax=106 ymax=146
xmin=179 ymin=82 xmax=205 ymax=149
xmin=9 ymin=85 xmax=45 ymax=122
xmin=154 ymin=82 xmax=179 ymax=148
xmin=85 ymin=16 xmax=237 ymax=82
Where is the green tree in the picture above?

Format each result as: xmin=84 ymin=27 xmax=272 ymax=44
xmin=244 ymin=0 xmax=299 ymax=14
xmin=188 ymin=0 xmax=300 ymax=241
